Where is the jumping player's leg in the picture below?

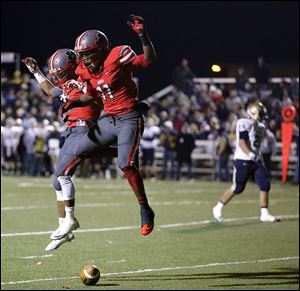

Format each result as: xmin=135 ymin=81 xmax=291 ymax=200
xmin=49 ymin=127 xmax=95 ymax=240
xmin=53 ymin=177 xmax=66 ymax=223
xmin=45 ymin=176 xmax=75 ymax=251
xmin=50 ymin=152 xmax=81 ymax=240
xmin=47 ymin=124 xmax=118 ymax=248
xmin=117 ymin=116 xmax=155 ymax=236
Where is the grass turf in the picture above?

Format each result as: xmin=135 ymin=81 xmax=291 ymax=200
xmin=1 ymin=176 xmax=299 ymax=290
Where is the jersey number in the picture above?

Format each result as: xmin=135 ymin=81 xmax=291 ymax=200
xmin=96 ymin=84 xmax=114 ymax=101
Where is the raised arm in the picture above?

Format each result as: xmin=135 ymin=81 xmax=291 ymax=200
xmin=127 ymin=14 xmax=156 ymax=65
xmin=22 ymin=57 xmax=55 ymax=96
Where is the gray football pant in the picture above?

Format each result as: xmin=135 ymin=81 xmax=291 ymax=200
xmin=76 ymin=111 xmax=144 ymax=170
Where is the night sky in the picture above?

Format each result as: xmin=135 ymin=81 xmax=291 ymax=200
xmin=1 ymin=1 xmax=299 ymax=97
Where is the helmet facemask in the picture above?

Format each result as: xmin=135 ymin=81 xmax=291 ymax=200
xmin=77 ymin=47 xmax=109 ymax=75
xmin=49 ymin=63 xmax=77 ymax=87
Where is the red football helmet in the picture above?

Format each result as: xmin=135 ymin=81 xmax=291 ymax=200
xmin=74 ymin=30 xmax=109 ymax=74
xmin=48 ymin=48 xmax=77 ymax=87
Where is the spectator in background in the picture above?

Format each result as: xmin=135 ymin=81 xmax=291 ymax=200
xmin=8 ymin=70 xmax=23 ymax=91
xmin=175 ymin=123 xmax=195 ymax=181
xmin=33 ymin=133 xmax=46 ymax=176
xmin=1 ymin=118 xmax=21 ymax=175
xmin=236 ymin=67 xmax=249 ymax=92
xmin=253 ymin=55 xmax=271 ymax=91
xmin=21 ymin=120 xmax=38 ymax=175
xmin=4 ymin=88 xmax=17 ymax=108
xmin=47 ymin=121 xmax=61 ymax=175
xmin=289 ymin=77 xmax=299 ymax=100
xmin=260 ymin=128 xmax=277 ymax=178
xmin=236 ymin=67 xmax=252 ymax=104
xmin=172 ymin=58 xmax=195 ymax=96
xmin=140 ymin=117 xmax=161 ymax=179
xmin=159 ymin=120 xmax=177 ymax=180
xmin=173 ymin=107 xmax=189 ymax=133
xmin=215 ymin=127 xmax=232 ymax=182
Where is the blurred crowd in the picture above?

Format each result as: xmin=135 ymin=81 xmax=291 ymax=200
xmin=1 ymin=55 xmax=299 ymax=183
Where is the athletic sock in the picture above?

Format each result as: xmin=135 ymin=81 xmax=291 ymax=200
xmin=65 ymin=206 xmax=75 ymax=219
xmin=260 ymin=207 xmax=269 ymax=216
xmin=123 ymin=165 xmax=149 ymax=208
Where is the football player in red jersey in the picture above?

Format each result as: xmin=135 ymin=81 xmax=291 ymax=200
xmin=63 ymin=14 xmax=156 ymax=236
xmin=22 ymin=50 xmax=117 ymax=251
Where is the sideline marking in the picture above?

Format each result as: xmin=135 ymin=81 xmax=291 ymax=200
xmin=1 ymin=256 xmax=298 ymax=285
xmin=1 ymin=214 xmax=298 ymax=237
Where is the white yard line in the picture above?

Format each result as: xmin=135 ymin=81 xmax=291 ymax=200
xmin=1 ymin=198 xmax=298 ymax=211
xmin=21 ymin=254 xmax=54 ymax=259
xmin=1 ymin=256 xmax=298 ymax=285
xmin=1 ymin=214 xmax=298 ymax=237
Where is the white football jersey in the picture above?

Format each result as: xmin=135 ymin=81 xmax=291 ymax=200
xmin=234 ymin=118 xmax=266 ymax=161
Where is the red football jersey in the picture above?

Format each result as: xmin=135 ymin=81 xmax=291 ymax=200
xmin=64 ymin=85 xmax=101 ymax=126
xmin=75 ymin=45 xmax=151 ymax=115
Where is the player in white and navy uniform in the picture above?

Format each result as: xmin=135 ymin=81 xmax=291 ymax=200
xmin=213 ymin=101 xmax=280 ymax=223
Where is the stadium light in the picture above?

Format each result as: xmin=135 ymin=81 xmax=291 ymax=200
xmin=211 ymin=64 xmax=221 ymax=73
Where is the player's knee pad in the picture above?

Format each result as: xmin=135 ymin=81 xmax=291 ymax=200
xmin=53 ymin=176 xmax=64 ymax=201
xmin=53 ymin=176 xmax=62 ymax=191
xmin=57 ymin=175 xmax=75 ymax=201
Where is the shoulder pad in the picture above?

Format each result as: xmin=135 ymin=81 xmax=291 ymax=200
xmin=107 ymin=45 xmax=136 ymax=65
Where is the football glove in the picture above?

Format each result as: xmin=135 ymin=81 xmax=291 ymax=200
xmin=50 ymin=86 xmax=69 ymax=103
xmin=59 ymin=93 xmax=69 ymax=103
xmin=63 ymin=79 xmax=87 ymax=93
xmin=21 ymin=57 xmax=39 ymax=74
xmin=127 ymin=14 xmax=146 ymax=36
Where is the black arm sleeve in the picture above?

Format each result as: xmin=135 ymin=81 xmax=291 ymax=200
xmin=239 ymin=131 xmax=249 ymax=141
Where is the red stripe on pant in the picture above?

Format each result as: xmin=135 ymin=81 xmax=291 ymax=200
xmin=61 ymin=156 xmax=82 ymax=176
xmin=127 ymin=118 xmax=142 ymax=166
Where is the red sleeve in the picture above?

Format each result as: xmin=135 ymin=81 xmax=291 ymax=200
xmin=132 ymin=54 xmax=152 ymax=69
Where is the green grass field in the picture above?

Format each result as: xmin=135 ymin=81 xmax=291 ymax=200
xmin=1 ymin=176 xmax=299 ymax=290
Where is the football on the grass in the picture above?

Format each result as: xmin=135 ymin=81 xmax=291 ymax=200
xmin=80 ymin=264 xmax=100 ymax=286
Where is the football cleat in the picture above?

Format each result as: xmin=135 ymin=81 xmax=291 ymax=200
xmin=50 ymin=217 xmax=80 ymax=240
xmin=213 ymin=206 xmax=224 ymax=222
xmin=260 ymin=214 xmax=281 ymax=223
xmin=140 ymin=206 xmax=155 ymax=236
xmin=45 ymin=233 xmax=75 ymax=252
